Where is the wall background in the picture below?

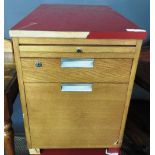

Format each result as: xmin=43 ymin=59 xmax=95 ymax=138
xmin=5 ymin=0 xmax=150 ymax=42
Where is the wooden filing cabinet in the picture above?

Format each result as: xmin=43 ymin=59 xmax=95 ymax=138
xmin=10 ymin=4 xmax=146 ymax=154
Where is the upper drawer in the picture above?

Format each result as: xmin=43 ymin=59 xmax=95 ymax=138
xmin=19 ymin=45 xmax=136 ymax=58
xmin=21 ymin=58 xmax=132 ymax=83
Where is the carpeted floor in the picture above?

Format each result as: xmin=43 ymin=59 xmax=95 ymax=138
xmin=14 ymin=136 xmax=29 ymax=155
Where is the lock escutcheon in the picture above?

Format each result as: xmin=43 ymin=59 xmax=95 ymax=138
xmin=35 ymin=61 xmax=42 ymax=68
xmin=76 ymin=48 xmax=82 ymax=53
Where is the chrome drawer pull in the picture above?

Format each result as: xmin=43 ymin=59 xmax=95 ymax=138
xmin=61 ymin=84 xmax=92 ymax=92
xmin=61 ymin=58 xmax=94 ymax=68
xmin=35 ymin=61 xmax=42 ymax=68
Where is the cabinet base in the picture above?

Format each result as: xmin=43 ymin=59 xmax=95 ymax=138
xmin=32 ymin=148 xmax=121 ymax=155
xmin=29 ymin=148 xmax=40 ymax=154
xmin=105 ymin=148 xmax=121 ymax=155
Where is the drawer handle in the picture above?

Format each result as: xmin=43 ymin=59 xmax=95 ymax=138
xmin=61 ymin=58 xmax=94 ymax=68
xmin=35 ymin=61 xmax=42 ymax=68
xmin=61 ymin=84 xmax=92 ymax=92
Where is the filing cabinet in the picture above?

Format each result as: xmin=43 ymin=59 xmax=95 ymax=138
xmin=10 ymin=4 xmax=146 ymax=154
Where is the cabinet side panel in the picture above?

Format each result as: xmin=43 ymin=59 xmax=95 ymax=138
xmin=12 ymin=38 xmax=32 ymax=147
xmin=118 ymin=40 xmax=143 ymax=145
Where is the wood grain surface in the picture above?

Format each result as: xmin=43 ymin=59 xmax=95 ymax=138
xmin=25 ymin=83 xmax=128 ymax=148
xmin=20 ymin=51 xmax=135 ymax=59
xmin=19 ymin=45 xmax=136 ymax=53
xmin=11 ymin=35 xmax=143 ymax=150
xmin=118 ymin=40 xmax=143 ymax=145
xmin=12 ymin=38 xmax=32 ymax=147
xmin=21 ymin=58 xmax=132 ymax=83
xmin=19 ymin=38 xmax=137 ymax=46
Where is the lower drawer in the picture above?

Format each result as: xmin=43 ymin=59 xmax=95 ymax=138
xmin=25 ymin=83 xmax=128 ymax=148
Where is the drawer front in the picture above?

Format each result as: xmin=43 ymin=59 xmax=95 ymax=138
xmin=25 ymin=83 xmax=128 ymax=148
xmin=19 ymin=45 xmax=136 ymax=53
xmin=19 ymin=45 xmax=136 ymax=58
xmin=21 ymin=58 xmax=132 ymax=83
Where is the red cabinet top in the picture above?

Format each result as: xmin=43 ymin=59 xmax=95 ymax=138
xmin=10 ymin=4 xmax=147 ymax=39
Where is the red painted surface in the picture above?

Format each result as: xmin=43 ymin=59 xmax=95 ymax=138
xmin=40 ymin=148 xmax=121 ymax=155
xmin=11 ymin=4 xmax=146 ymax=39
xmin=41 ymin=149 xmax=105 ymax=155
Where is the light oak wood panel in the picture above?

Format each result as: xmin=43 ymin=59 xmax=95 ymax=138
xmin=19 ymin=45 xmax=136 ymax=53
xmin=12 ymin=38 xmax=32 ymax=147
xmin=19 ymin=38 xmax=137 ymax=45
xmin=10 ymin=30 xmax=90 ymax=38
xmin=21 ymin=58 xmax=132 ymax=83
xmin=4 ymin=53 xmax=15 ymax=64
xmin=20 ymin=51 xmax=135 ymax=58
xmin=4 ymin=39 xmax=15 ymax=65
xmin=24 ymin=83 xmax=128 ymax=148
xmin=4 ymin=39 xmax=13 ymax=52
xmin=118 ymin=40 xmax=143 ymax=145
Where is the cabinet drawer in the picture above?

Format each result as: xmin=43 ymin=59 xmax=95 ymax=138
xmin=19 ymin=45 xmax=136 ymax=58
xmin=25 ymin=83 xmax=128 ymax=148
xmin=21 ymin=58 xmax=132 ymax=83
xmin=19 ymin=45 xmax=136 ymax=53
